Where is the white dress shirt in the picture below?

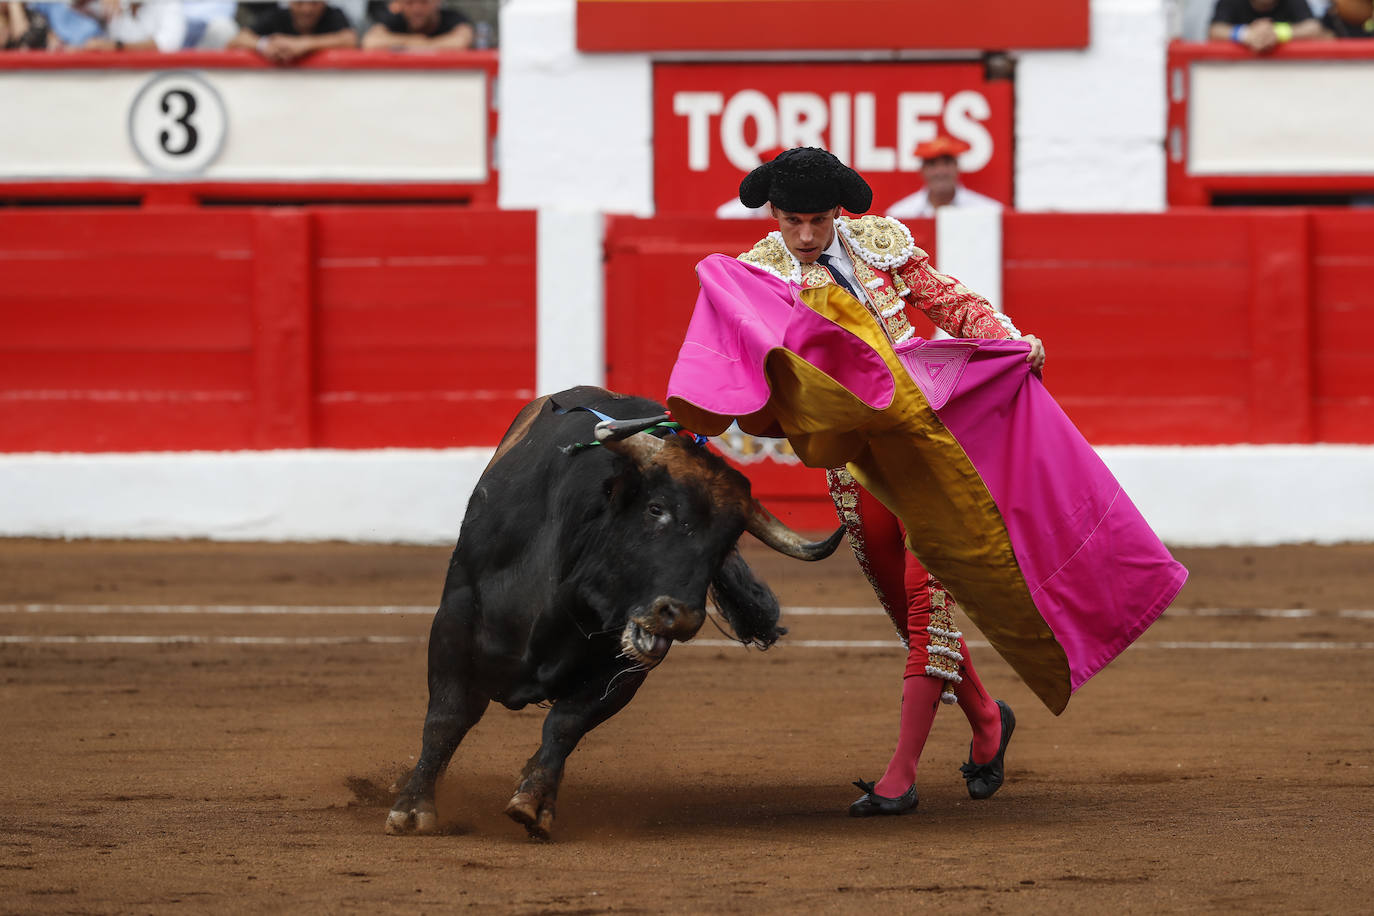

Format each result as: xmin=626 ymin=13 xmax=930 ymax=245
xmin=885 ymin=184 xmax=1004 ymax=220
xmin=819 ymin=232 xmax=867 ymax=305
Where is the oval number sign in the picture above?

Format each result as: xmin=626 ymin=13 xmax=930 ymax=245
xmin=128 ymin=71 xmax=227 ymax=175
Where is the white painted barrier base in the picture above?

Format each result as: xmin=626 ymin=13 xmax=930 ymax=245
xmin=0 ymin=449 xmax=493 ymax=545
xmin=1 ymin=445 xmax=1371 ymax=546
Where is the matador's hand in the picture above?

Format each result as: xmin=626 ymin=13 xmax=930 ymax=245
xmin=1022 ymin=334 xmax=1046 ymax=374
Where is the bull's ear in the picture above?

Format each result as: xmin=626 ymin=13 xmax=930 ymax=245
xmin=709 ymin=548 xmax=786 ymax=649
xmin=601 ymin=461 xmax=643 ymax=508
xmin=598 ymin=428 xmax=666 ymax=469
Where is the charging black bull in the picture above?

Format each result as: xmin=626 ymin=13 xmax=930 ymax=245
xmin=385 ymin=387 xmax=842 ymax=840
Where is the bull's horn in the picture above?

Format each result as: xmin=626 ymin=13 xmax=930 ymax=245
xmin=599 ymin=429 xmax=665 ymax=467
xmin=746 ymin=500 xmax=845 ymax=561
xmin=594 ymin=414 xmax=672 ymax=442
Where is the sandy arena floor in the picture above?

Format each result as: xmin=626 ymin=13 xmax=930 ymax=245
xmin=1 ymin=538 xmax=1372 ymax=914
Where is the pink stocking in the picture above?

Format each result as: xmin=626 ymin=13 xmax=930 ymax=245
xmin=952 ymin=636 xmax=1002 ymax=763
xmin=873 ymin=674 xmax=944 ymax=797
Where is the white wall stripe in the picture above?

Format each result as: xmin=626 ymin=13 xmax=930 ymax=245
xmin=0 ymin=635 xmax=421 ymax=645
xmin=4 ymin=447 xmax=1373 ymax=546
xmin=0 ymin=604 xmax=435 ymax=616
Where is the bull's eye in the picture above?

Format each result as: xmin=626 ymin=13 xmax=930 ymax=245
xmin=647 ymin=503 xmax=666 ymax=519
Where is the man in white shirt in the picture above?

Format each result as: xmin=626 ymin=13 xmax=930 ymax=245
xmin=79 ymin=0 xmax=186 ymax=51
xmin=885 ymin=136 xmax=1004 ymax=219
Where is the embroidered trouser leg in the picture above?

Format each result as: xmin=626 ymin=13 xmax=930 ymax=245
xmin=827 ymin=468 xmax=963 ymax=700
xmin=826 ymin=467 xmax=908 ymax=642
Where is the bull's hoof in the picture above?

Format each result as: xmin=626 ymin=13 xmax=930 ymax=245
xmin=385 ymin=798 xmax=438 ymax=835
xmin=504 ymin=791 xmax=554 ymax=841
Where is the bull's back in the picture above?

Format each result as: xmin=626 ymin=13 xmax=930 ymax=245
xmin=483 ymin=387 xmax=668 ymax=479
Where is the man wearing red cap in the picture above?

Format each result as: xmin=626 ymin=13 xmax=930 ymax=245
xmin=886 ymin=136 xmax=1004 ymax=220
xmin=732 ymin=147 xmax=1042 ymax=817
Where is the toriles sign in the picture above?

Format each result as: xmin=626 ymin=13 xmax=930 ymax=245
xmin=579 ymin=0 xmax=1089 ymax=52
xmin=654 ymin=62 xmax=1013 ymax=215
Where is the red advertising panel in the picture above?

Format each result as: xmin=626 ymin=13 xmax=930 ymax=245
xmin=579 ymin=0 xmax=1089 ymax=52
xmin=654 ymin=62 xmax=1012 ymax=216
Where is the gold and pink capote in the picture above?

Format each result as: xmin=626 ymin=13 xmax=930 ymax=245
xmin=667 ymin=254 xmax=1188 ymax=714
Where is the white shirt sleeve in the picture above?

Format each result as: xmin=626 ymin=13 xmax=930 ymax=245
xmin=109 ymin=5 xmax=187 ymax=51
xmin=150 ymin=5 xmax=188 ymax=52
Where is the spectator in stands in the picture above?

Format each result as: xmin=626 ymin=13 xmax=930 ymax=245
xmin=1209 ymin=0 xmax=1331 ymax=51
xmin=79 ymin=1 xmax=187 ymax=52
xmin=886 ymin=136 xmax=1003 ymax=220
xmin=2 ymin=1 xmax=47 ymax=49
xmin=361 ymin=0 xmax=474 ymax=51
xmin=181 ymin=1 xmax=239 ymax=49
xmin=29 ymin=0 xmax=104 ymax=48
xmin=1322 ymin=0 xmax=1374 ymax=34
xmin=229 ymin=0 xmax=357 ymax=63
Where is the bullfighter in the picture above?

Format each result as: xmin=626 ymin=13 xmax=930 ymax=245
xmin=667 ymin=147 xmax=1186 ymax=818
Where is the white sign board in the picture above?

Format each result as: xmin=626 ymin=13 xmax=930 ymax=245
xmin=0 ymin=67 xmax=489 ymax=182
xmin=1188 ymin=61 xmax=1374 ymax=176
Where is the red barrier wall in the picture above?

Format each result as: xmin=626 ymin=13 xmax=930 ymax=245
xmin=0 ymin=206 xmax=536 ymax=452
xmin=5 ymin=206 xmax=1370 ymax=459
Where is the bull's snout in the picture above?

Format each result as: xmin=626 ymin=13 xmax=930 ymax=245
xmin=644 ymin=596 xmax=706 ymax=641
xmin=621 ymin=597 xmax=707 ymax=668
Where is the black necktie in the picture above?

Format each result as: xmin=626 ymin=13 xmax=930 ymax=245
xmin=817 ymin=253 xmax=859 ymax=299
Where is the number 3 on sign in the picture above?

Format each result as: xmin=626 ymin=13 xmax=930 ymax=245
xmin=128 ymin=71 xmax=227 ymax=175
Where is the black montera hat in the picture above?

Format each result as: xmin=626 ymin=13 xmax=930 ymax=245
xmin=738 ymin=147 xmax=873 ymax=214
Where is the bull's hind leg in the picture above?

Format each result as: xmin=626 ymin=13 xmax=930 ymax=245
xmin=386 ymin=592 xmax=489 ymax=835
xmin=505 ymin=668 xmax=648 ymax=840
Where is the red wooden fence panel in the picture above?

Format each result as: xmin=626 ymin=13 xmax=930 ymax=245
xmin=0 ymin=209 xmax=260 ymax=451
xmin=311 ymin=207 xmax=537 ymax=448
xmin=1002 ymin=211 xmax=1258 ymax=444
xmin=0 ymin=206 xmax=536 ymax=452
xmin=1309 ymin=210 xmax=1374 ymax=443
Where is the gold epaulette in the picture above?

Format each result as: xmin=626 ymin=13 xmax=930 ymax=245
xmin=738 ymin=232 xmax=801 ymax=285
xmin=837 ymin=215 xmax=919 ymax=271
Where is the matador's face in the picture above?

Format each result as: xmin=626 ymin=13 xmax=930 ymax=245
xmin=770 ymin=205 xmax=840 ymax=264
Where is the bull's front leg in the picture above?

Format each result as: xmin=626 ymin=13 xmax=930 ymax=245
xmin=505 ymin=667 xmax=648 ymax=840
xmin=386 ymin=592 xmax=489 ymax=836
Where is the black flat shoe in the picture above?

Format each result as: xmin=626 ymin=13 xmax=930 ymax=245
xmin=847 ymin=778 xmax=919 ymax=817
xmin=960 ymin=699 xmax=1015 ymax=800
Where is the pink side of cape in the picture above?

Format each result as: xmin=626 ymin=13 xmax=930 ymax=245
xmin=897 ymin=338 xmax=1188 ymax=692
xmin=667 ymin=254 xmax=895 ymax=419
